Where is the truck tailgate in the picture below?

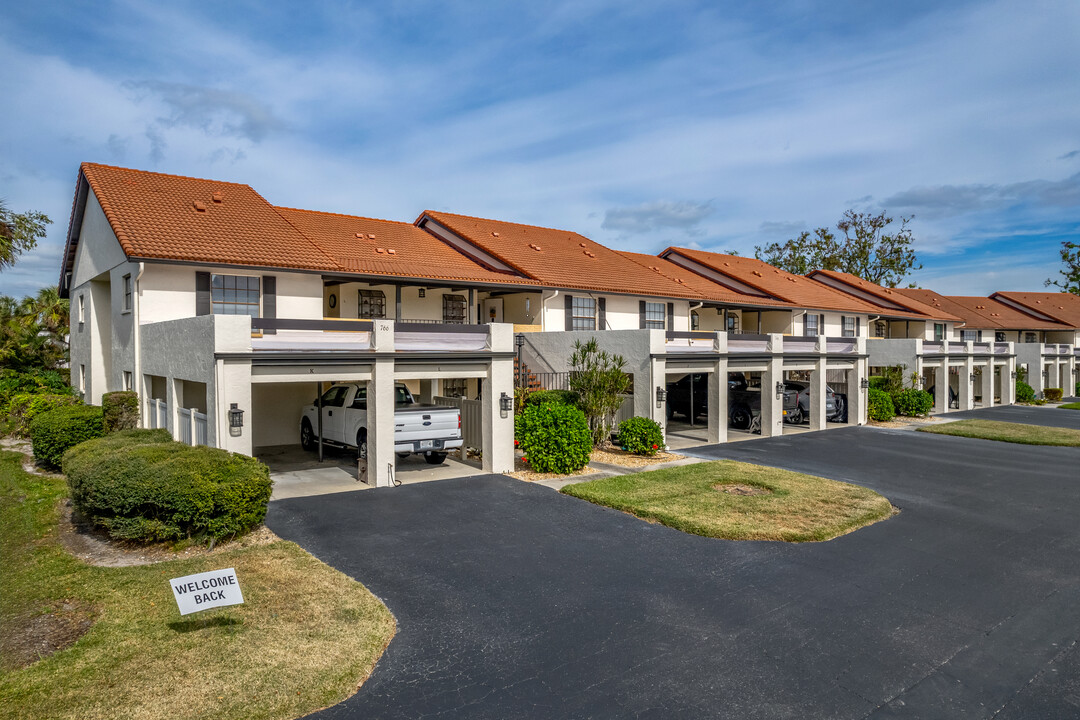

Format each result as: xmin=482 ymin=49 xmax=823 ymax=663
xmin=394 ymin=404 xmax=460 ymax=446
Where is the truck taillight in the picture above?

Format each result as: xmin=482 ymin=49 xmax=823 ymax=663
xmin=458 ymin=414 xmax=461 ymax=430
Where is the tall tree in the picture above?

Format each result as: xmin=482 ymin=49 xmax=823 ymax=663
xmin=0 ymin=287 xmax=69 ymax=371
xmin=755 ymin=210 xmax=921 ymax=287
xmin=1044 ymin=240 xmax=1080 ymax=295
xmin=0 ymin=200 xmax=52 ymax=270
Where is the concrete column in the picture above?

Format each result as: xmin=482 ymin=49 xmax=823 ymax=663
xmin=809 ymin=336 xmax=827 ymax=431
xmin=959 ymin=343 xmax=975 ymax=411
xmin=707 ymin=332 xmax=729 ymax=444
xmin=368 ymin=320 xmax=396 ymax=487
xmin=217 ymin=358 xmax=253 ymax=456
xmin=849 ymin=338 xmax=868 ymax=426
xmin=1003 ymin=348 xmax=1017 ymax=405
xmin=648 ymin=330 xmax=667 ymax=433
xmin=760 ymin=334 xmax=784 ymax=438
xmin=933 ymin=360 xmax=949 ymax=415
xmin=482 ymin=324 xmax=514 ymax=474
xmin=981 ymin=359 xmax=995 ymax=407
xmin=418 ymin=379 xmax=435 ymax=404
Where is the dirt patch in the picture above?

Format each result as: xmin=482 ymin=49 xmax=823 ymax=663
xmin=590 ymin=444 xmax=684 ymax=468
xmin=0 ymin=600 xmax=97 ymax=671
xmin=714 ymin=483 xmax=772 ymax=496
xmin=57 ymin=501 xmax=278 ymax=568
xmin=870 ymin=416 xmax=943 ymax=429
xmin=508 ymin=455 xmax=601 ymax=483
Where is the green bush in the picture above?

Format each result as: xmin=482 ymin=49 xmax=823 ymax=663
xmin=616 ymin=416 xmax=665 ymax=456
xmin=1016 ymin=381 xmax=1036 ymax=403
xmin=0 ymin=368 xmax=75 ymax=409
xmin=102 ymin=390 xmax=140 ymax=432
xmin=892 ymin=388 xmax=934 ymax=417
xmin=63 ymin=430 xmax=272 ymax=543
xmin=1044 ymin=388 xmax=1064 ymax=402
xmin=868 ymin=387 xmax=896 ymax=422
xmin=525 ymin=389 xmax=580 ymax=408
xmin=30 ymin=404 xmax=105 ymax=468
xmin=5 ymin=392 xmax=81 ymax=437
xmin=514 ymin=401 xmax=592 ymax=474
xmin=868 ymin=376 xmax=889 ymax=391
xmin=1075 ymin=381 xmax=1079 ymax=397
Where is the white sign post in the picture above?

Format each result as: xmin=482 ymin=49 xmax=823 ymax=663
xmin=170 ymin=568 xmax=244 ymax=616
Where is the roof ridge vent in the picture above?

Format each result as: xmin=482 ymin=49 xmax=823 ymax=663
xmin=212 ymin=191 xmax=224 ymax=203
xmin=193 ymin=201 xmax=207 ymax=212
xmin=491 ymin=231 xmax=500 ymax=237
xmin=375 ymin=247 xmax=386 ymax=254
xmin=752 ymin=270 xmax=762 ymax=277
xmin=387 ymin=249 xmax=396 ymax=255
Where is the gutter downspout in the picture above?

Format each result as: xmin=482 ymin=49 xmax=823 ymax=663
xmin=133 ymin=262 xmax=145 ymax=426
xmin=792 ymin=309 xmax=805 ymax=336
xmin=541 ymin=289 xmax=559 ymax=332
xmin=867 ymin=315 xmax=879 ymax=339
xmin=689 ymin=301 xmax=702 ymax=331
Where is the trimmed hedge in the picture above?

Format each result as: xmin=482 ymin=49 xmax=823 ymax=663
xmin=63 ymin=430 xmax=272 ymax=543
xmin=1016 ymin=381 xmax=1036 ymax=403
xmin=30 ymin=404 xmax=105 ymax=469
xmin=525 ymin=389 xmax=580 ymax=408
xmin=868 ymin=387 xmax=896 ymax=422
xmin=5 ymin=392 xmax=81 ymax=437
xmin=102 ymin=390 xmax=140 ymax=432
xmin=1044 ymin=388 xmax=1064 ymax=403
xmin=617 ymin=416 xmax=665 ymax=456
xmin=514 ymin=401 xmax=592 ymax=474
xmin=892 ymin=388 xmax=934 ymax=417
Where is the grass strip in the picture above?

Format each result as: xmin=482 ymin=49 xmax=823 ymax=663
xmin=0 ymin=450 xmax=395 ymax=720
xmin=562 ymin=460 xmax=893 ymax=542
xmin=1059 ymin=402 xmax=1080 ymax=411
xmin=917 ymin=419 xmax=1080 ymax=446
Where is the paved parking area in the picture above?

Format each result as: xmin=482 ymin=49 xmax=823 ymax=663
xmin=938 ymin=403 xmax=1080 ymax=431
xmin=267 ymin=412 xmax=1080 ymax=719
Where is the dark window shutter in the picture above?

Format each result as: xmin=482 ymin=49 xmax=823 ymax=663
xmin=856 ymin=317 xmax=861 ymax=337
xmin=195 ymin=272 xmax=211 ymax=316
xmin=667 ymin=302 xmax=674 ymax=330
xmin=262 ymin=275 xmax=276 ymax=334
xmin=564 ymin=294 xmax=573 ymax=331
xmin=598 ymin=298 xmax=606 ymax=330
xmin=820 ymin=315 xmax=825 ymax=335
xmin=639 ymin=300 xmax=646 ymax=329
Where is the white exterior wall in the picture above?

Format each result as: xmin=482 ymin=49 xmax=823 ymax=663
xmin=539 ymin=292 xmax=691 ymax=332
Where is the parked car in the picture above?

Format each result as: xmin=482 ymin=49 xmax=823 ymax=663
xmin=300 ymin=383 xmax=462 ymax=464
xmin=668 ymin=373 xmax=763 ymax=429
xmin=927 ymin=384 xmax=959 ymax=409
xmin=780 ymin=380 xmax=842 ymax=424
xmin=727 ymin=374 xmax=761 ymax=431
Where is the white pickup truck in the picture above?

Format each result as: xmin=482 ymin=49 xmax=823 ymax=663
xmin=299 ymin=383 xmax=462 ymax=465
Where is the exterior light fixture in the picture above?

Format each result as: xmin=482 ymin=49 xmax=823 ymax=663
xmin=1011 ymin=370 xmax=1017 ymax=379
xmin=499 ymin=392 xmax=512 ymax=419
xmin=515 ymin=334 xmax=525 ymax=349
xmin=418 ymin=288 xmax=426 ymax=298
xmin=655 ymin=386 xmax=667 ymax=409
xmin=775 ymin=381 xmax=785 ymax=399
xmin=228 ymin=403 xmax=244 ymax=437
xmin=860 ymin=378 xmax=869 ymax=390
xmin=969 ymin=373 xmax=976 ymax=383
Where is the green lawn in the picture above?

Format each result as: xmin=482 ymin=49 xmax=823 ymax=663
xmin=1060 ymin=402 xmax=1080 ymax=411
xmin=917 ymin=419 xmax=1080 ymax=446
xmin=0 ymin=450 xmax=395 ymax=720
xmin=562 ymin=460 xmax=894 ymax=542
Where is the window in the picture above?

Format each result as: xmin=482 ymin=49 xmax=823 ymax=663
xmin=643 ymin=302 xmax=665 ymax=330
xmin=960 ymin=329 xmax=981 ymax=342
xmin=1024 ymin=332 xmax=1037 ymax=343
xmin=122 ymin=274 xmax=132 ymax=312
xmin=442 ymin=378 xmax=468 ymax=398
xmin=123 ymin=371 xmax=132 ymax=391
xmin=690 ymin=311 xmax=700 ymax=331
xmin=318 ymin=386 xmax=350 ymax=407
xmin=572 ymin=296 xmax=596 ymax=331
xmin=841 ymin=316 xmax=856 ymax=338
xmin=726 ymin=313 xmax=740 ymax=334
xmin=350 ymin=385 xmax=414 ymax=408
xmin=995 ymin=331 xmax=1006 ymax=342
xmin=934 ymin=323 xmax=945 ymax=341
xmin=875 ymin=321 xmax=887 ymax=338
xmin=211 ymin=274 xmax=260 ymax=316
xmin=805 ymin=314 xmax=820 ymax=337
xmin=443 ymin=294 xmax=467 ymax=324
xmin=358 ymin=290 xmax=386 ymax=319
xmin=78 ymin=294 xmax=86 ymax=324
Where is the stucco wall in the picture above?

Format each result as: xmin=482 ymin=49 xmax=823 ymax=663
xmin=538 ymin=293 xmax=691 ymax=332
xmin=251 ymin=382 xmax=316 ymax=447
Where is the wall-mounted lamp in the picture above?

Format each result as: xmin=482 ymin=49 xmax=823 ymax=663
xmin=1011 ymin=370 xmax=1017 ymax=379
xmin=775 ymin=381 xmax=785 ymax=399
xmin=228 ymin=403 xmax=244 ymax=437
xmin=499 ymin=392 xmax=512 ymax=419
xmin=969 ymin=373 xmax=977 ymax=383
xmin=655 ymin=386 xmax=667 ymax=409
xmin=860 ymin=378 xmax=869 ymax=390
xmin=419 ymin=288 xmax=426 ymax=298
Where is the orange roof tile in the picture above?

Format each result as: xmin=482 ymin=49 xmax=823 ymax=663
xmin=79 ymin=163 xmax=339 ymax=271
xmin=898 ymin=289 xmax=1069 ymax=330
xmin=808 ymin=270 xmax=960 ymax=321
xmin=276 ymin=207 xmax=539 ymax=287
xmin=618 ymin=251 xmax=795 ymax=308
xmin=988 ymin=291 xmax=1080 ymax=329
xmin=418 ymin=211 xmax=703 ymax=299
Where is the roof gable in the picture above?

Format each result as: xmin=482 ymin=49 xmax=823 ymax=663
xmin=808 ymin=270 xmax=960 ymax=321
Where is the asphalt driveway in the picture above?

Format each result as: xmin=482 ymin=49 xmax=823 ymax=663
xmin=940 ymin=404 xmax=1080 ymax=430
xmin=267 ymin=420 xmax=1080 ymax=718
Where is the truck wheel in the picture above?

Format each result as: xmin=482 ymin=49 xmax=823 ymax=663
xmin=300 ymin=419 xmax=315 ymax=451
xmin=785 ymin=406 xmax=803 ymax=425
xmin=730 ymin=405 xmax=751 ymax=430
xmin=425 ymin=451 xmax=447 ymax=465
xmin=356 ymin=430 xmax=367 ymax=461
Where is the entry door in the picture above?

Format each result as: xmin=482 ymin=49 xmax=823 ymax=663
xmin=482 ymin=298 xmax=504 ymax=323
xmin=318 ymin=385 xmax=350 ymax=443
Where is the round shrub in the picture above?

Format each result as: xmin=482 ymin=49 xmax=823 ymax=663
xmin=868 ymin=387 xmax=896 ymax=422
xmin=63 ymin=430 xmax=272 ymax=543
xmin=5 ymin=392 xmax=81 ymax=437
xmin=102 ymin=390 xmax=140 ymax=432
xmin=514 ymin=401 xmax=591 ymax=474
xmin=525 ymin=389 xmax=580 ymax=408
xmin=892 ymin=388 xmax=933 ymax=417
xmin=30 ymin=404 xmax=105 ymax=469
xmin=617 ymin=416 xmax=665 ymax=456
xmin=1016 ymin=381 xmax=1036 ymax=403
xmin=1044 ymin=388 xmax=1064 ymax=402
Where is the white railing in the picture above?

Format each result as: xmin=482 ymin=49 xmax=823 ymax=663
xmin=825 ymin=338 xmax=856 ymax=354
xmin=194 ymin=411 xmax=208 ymax=446
xmin=994 ymin=343 xmax=1011 ymax=355
xmin=148 ymin=398 xmax=168 ymax=429
xmin=178 ymin=408 xmax=192 ymax=445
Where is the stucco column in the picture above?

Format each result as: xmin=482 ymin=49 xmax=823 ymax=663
xmin=849 ymin=337 xmax=868 ymax=426
xmin=216 ymin=358 xmax=253 ymax=456
xmin=368 ymin=320 xmax=396 ymax=487
xmin=933 ymin=360 xmax=949 ymax=416
xmin=760 ymin=334 xmax=784 ymax=438
xmin=648 ymin=330 xmax=667 ymax=433
xmin=809 ymin=336 xmax=827 ymax=431
xmin=959 ymin=342 xmax=975 ymax=411
xmin=981 ymin=358 xmax=995 ymax=407
xmin=482 ymin=324 xmax=514 ymax=474
xmin=418 ymin=379 xmax=435 ymax=404
xmin=1003 ymin=348 xmax=1017 ymax=405
xmin=707 ymin=332 xmax=728 ymax=444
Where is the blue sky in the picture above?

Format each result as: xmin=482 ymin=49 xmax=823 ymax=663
xmin=2 ymin=0 xmax=1078 ymax=298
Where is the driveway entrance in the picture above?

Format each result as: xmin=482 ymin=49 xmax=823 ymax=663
xmin=268 ymin=420 xmax=1080 ymax=718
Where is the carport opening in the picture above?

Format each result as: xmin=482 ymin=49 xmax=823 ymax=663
xmin=727 ymin=371 xmax=762 ymax=438
xmin=665 ymin=371 xmax=710 ymax=448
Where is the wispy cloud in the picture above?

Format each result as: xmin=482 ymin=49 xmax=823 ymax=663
xmin=126 ymin=81 xmax=284 ymax=143
xmin=602 ymin=200 xmax=714 ymax=234
xmin=883 ymin=173 xmax=1080 ymax=219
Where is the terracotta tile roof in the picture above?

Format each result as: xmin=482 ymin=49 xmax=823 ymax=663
xmin=618 ymin=252 xmax=795 ymax=308
xmin=79 ymin=163 xmax=340 ymax=271
xmin=808 ymin=270 xmax=960 ymax=321
xmin=660 ymin=247 xmax=900 ymax=315
xmin=418 ymin=211 xmax=703 ymax=299
xmin=275 ymin=207 xmax=539 ymax=287
xmin=989 ymin=291 xmax=1080 ymax=329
